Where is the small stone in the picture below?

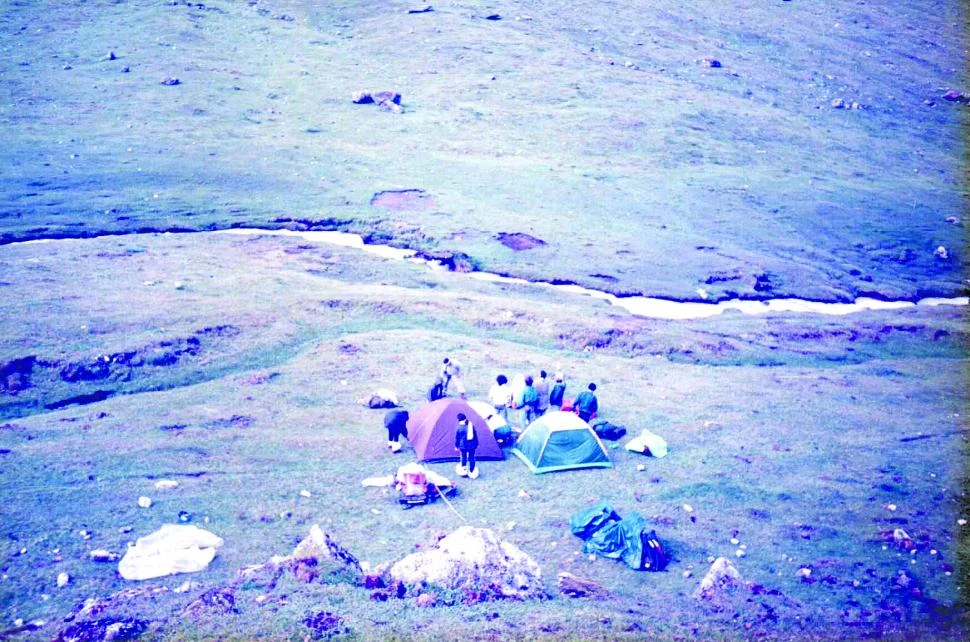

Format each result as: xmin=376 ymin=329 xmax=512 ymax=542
xmin=886 ymin=503 xmax=897 ymax=511
xmin=63 ymin=65 xmax=72 ymax=70
xmin=137 ymin=496 xmax=152 ymax=508
xmin=698 ymin=56 xmax=721 ymax=68
xmin=57 ymin=572 xmax=70 ymax=587
xmin=154 ymin=480 xmax=179 ymax=490
xmin=517 ymin=489 xmax=530 ymax=499
xmin=173 ymin=580 xmax=201 ymax=593
xmin=121 ymin=66 xmax=130 ymax=73
xmin=735 ymin=549 xmax=745 ymax=558
xmin=79 ymin=530 xmax=92 ymax=540
xmin=160 ymin=77 xmax=181 ymax=86
xmin=707 ymin=556 xmax=715 ymax=563
xmin=931 ymin=549 xmax=938 ymax=556
xmin=959 ymin=518 xmax=967 ymax=526
xmin=730 ymin=537 xmax=740 ymax=545
xmin=107 ymin=51 xmax=117 ymax=61
xmin=796 ymin=567 xmax=811 ymax=578
xmin=683 ymin=570 xmax=692 ymax=578
xmin=934 ymin=245 xmax=949 ymax=260
xmin=942 ymin=89 xmax=967 ymax=102
xmin=485 ymin=14 xmax=502 ymax=21
xmin=299 ymin=490 xmax=311 ymax=498
xmin=351 ymin=91 xmax=374 ymax=104
xmin=831 ymin=98 xmax=846 ymax=109
xmin=408 ymin=6 xmax=434 ymax=14
xmin=178 ymin=511 xmax=192 ymax=523
xmin=89 ymin=549 xmax=120 ymax=563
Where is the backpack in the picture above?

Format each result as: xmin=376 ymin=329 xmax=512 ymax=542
xmin=592 ymin=421 xmax=627 ymax=441
xmin=428 ymin=381 xmax=445 ymax=402
xmin=640 ymin=529 xmax=669 ymax=572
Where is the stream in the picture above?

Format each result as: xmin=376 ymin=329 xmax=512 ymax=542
xmin=214 ymin=228 xmax=969 ymax=320
xmin=11 ymin=227 xmax=968 ymax=321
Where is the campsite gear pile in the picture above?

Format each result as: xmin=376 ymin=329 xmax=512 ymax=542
xmin=394 ymin=463 xmax=456 ymax=508
xmin=570 ymin=501 xmax=669 ymax=571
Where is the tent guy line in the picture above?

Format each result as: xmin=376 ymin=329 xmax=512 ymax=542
xmin=7 ymin=228 xmax=967 ymax=320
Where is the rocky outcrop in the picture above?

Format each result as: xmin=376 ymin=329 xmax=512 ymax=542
xmin=389 ymin=526 xmax=544 ymax=602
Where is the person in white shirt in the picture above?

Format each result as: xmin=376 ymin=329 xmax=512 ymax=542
xmin=488 ymin=374 xmax=512 ymax=421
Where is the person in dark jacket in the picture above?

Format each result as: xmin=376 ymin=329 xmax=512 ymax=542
xmin=573 ymin=383 xmax=599 ymax=423
xmin=384 ymin=409 xmax=409 ymax=453
xmin=521 ymin=375 xmax=541 ymax=425
xmin=454 ymin=413 xmax=480 ymax=479
xmin=549 ymin=372 xmax=567 ymax=410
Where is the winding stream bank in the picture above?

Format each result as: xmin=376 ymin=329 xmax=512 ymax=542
xmin=217 ymin=229 xmax=970 ymax=320
xmin=11 ymin=227 xmax=968 ymax=321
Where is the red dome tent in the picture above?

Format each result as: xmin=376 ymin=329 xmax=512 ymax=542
xmin=406 ymin=398 xmax=505 ymax=462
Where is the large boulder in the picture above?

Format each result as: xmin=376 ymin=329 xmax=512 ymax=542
xmin=118 ymin=524 xmax=223 ymax=581
xmin=235 ymin=525 xmax=362 ymax=588
xmin=288 ymin=524 xmax=362 ymax=584
xmin=389 ymin=526 xmax=543 ymax=601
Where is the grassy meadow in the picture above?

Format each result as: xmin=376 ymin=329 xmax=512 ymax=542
xmin=0 ymin=0 xmax=968 ymax=640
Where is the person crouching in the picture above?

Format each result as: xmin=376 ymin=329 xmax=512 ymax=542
xmin=454 ymin=413 xmax=479 ymax=479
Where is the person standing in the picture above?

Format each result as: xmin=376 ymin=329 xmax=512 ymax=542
xmin=535 ymin=370 xmax=551 ymax=416
xmin=549 ymin=372 xmax=567 ymax=410
xmin=488 ymin=374 xmax=512 ymax=421
xmin=521 ymin=375 xmax=541 ymax=426
xmin=573 ymin=383 xmax=599 ymax=423
xmin=454 ymin=413 xmax=479 ymax=479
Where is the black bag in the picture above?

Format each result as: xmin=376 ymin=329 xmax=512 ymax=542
xmin=592 ymin=421 xmax=627 ymax=441
xmin=427 ymin=381 xmax=445 ymax=402
xmin=640 ymin=529 xmax=669 ymax=572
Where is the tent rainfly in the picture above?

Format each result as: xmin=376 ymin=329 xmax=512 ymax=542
xmin=406 ymin=398 xmax=505 ymax=462
xmin=511 ymin=411 xmax=612 ymax=474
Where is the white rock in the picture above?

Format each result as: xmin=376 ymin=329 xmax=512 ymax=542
xmin=57 ymin=572 xmax=69 ymax=587
xmin=137 ymin=496 xmax=152 ymax=508
xmin=934 ymin=245 xmax=949 ymax=260
xmin=299 ymin=490 xmax=311 ymax=498
xmin=693 ymin=557 xmax=741 ymax=599
xmin=730 ymin=537 xmax=740 ymax=545
xmin=118 ymin=524 xmax=223 ymax=581
xmin=89 ymin=549 xmax=120 ymax=563
xmin=154 ymin=480 xmax=179 ymax=490
xmin=735 ymin=549 xmax=745 ymax=558
xmin=683 ymin=570 xmax=692 ymax=578
xmin=517 ymin=489 xmax=530 ymax=498
xmin=636 ymin=464 xmax=646 ymax=471
xmin=173 ymin=580 xmax=201 ymax=593
xmin=389 ymin=526 xmax=543 ymax=599
xmin=682 ymin=504 xmax=694 ymax=513
xmin=886 ymin=503 xmax=897 ymax=511
xmin=796 ymin=567 xmax=812 ymax=578
xmin=958 ymin=518 xmax=967 ymax=526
